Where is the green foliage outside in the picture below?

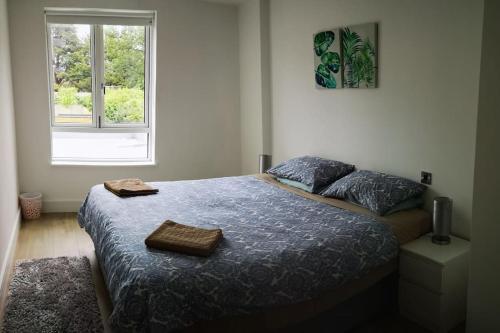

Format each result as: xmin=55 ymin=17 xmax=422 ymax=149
xmin=104 ymin=88 xmax=144 ymax=123
xmin=103 ymin=26 xmax=145 ymax=90
xmin=54 ymin=88 xmax=144 ymax=122
xmin=51 ymin=26 xmax=92 ymax=92
xmin=56 ymin=87 xmax=79 ymax=107
xmin=51 ymin=25 xmax=145 ymax=123
xmin=76 ymin=93 xmax=92 ymax=111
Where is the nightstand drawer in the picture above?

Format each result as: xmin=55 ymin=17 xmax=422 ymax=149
xmin=399 ymin=278 xmax=441 ymax=332
xmin=400 ymin=252 xmax=443 ymax=293
xmin=398 ymin=234 xmax=469 ymax=332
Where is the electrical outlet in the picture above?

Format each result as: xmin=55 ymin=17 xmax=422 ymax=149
xmin=421 ymin=171 xmax=432 ymax=185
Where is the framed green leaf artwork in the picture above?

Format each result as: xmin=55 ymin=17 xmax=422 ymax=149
xmin=314 ymin=23 xmax=378 ymax=89
xmin=314 ymin=29 xmax=341 ymax=89
xmin=342 ymin=23 xmax=378 ymax=88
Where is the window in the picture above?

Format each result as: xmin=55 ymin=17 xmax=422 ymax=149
xmin=45 ymin=9 xmax=156 ymax=164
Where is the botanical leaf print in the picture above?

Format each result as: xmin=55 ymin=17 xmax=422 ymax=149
xmin=313 ymin=31 xmax=335 ymax=56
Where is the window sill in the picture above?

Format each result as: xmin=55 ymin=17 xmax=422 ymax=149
xmin=51 ymin=160 xmax=156 ymax=167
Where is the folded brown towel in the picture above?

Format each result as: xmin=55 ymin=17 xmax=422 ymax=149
xmin=104 ymin=178 xmax=159 ymax=197
xmin=145 ymin=220 xmax=223 ymax=257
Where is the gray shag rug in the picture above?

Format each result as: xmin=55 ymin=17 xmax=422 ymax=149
xmin=1 ymin=256 xmax=104 ymax=333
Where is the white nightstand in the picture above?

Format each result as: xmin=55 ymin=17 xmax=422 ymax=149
xmin=398 ymin=233 xmax=470 ymax=333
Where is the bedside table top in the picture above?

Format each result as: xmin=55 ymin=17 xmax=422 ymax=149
xmin=400 ymin=233 xmax=470 ymax=265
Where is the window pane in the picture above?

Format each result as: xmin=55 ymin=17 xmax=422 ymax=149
xmin=103 ymin=25 xmax=146 ymax=125
xmin=52 ymin=132 xmax=148 ymax=160
xmin=49 ymin=24 xmax=93 ymax=125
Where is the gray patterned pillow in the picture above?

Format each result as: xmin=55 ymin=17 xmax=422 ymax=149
xmin=267 ymin=156 xmax=354 ymax=193
xmin=320 ymin=170 xmax=427 ymax=215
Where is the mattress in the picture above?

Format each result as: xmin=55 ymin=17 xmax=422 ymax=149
xmin=78 ymin=175 xmax=422 ymax=332
xmin=256 ymin=174 xmax=432 ymax=245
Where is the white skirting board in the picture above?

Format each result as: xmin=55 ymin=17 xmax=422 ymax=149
xmin=42 ymin=200 xmax=82 ymax=213
xmin=0 ymin=209 xmax=21 ymax=315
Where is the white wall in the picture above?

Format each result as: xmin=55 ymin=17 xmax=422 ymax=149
xmin=238 ymin=0 xmax=271 ymax=174
xmin=0 ymin=0 xmax=19 ymax=300
xmin=8 ymin=0 xmax=241 ymax=211
xmin=467 ymin=0 xmax=500 ymax=330
xmin=268 ymin=0 xmax=483 ymax=238
xmin=239 ymin=0 xmax=263 ymax=174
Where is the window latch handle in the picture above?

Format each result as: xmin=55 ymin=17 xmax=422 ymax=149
xmin=101 ymin=83 xmax=106 ymax=95
xmin=98 ymin=116 xmax=101 ymax=128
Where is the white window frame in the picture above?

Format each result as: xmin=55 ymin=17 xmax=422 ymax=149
xmin=45 ymin=8 xmax=156 ymax=165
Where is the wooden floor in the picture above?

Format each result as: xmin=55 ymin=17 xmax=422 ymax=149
xmin=10 ymin=213 xmax=463 ymax=333
xmin=13 ymin=213 xmax=113 ymax=333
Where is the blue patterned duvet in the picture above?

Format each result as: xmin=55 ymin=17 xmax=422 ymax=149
xmin=78 ymin=176 xmax=398 ymax=332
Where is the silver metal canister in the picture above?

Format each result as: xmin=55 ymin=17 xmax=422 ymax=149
xmin=432 ymin=197 xmax=452 ymax=245
xmin=259 ymin=154 xmax=272 ymax=173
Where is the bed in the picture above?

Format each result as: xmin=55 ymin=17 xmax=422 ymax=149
xmin=78 ymin=174 xmax=431 ymax=332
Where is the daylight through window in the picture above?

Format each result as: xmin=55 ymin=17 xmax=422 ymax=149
xmin=45 ymin=9 xmax=155 ymax=164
